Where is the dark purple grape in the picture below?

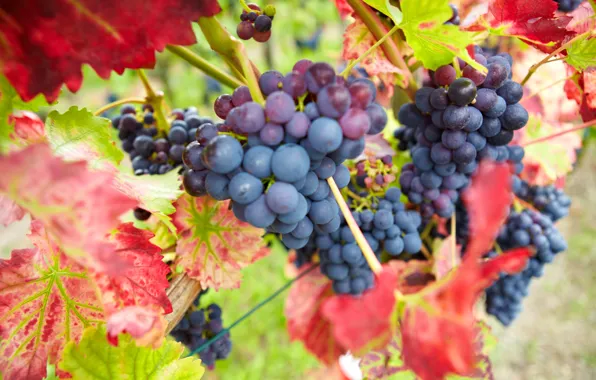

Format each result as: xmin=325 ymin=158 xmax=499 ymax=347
xmin=183 ymin=169 xmax=208 ymax=196
xmin=120 ymin=104 xmax=137 ymax=115
xmin=484 ymin=63 xmax=509 ymax=89
xmin=259 ymin=71 xmax=283 ymax=95
xmin=462 ymin=65 xmax=486 ymax=86
xmin=169 ymin=144 xmax=185 ymax=163
xmin=143 ymin=113 xmax=154 ymax=125
xmin=183 ymin=141 xmax=205 ymax=171
xmin=119 ymin=114 xmax=138 ymax=134
xmin=486 ymin=129 xmax=514 ymax=146
xmin=169 ymin=126 xmax=188 ymax=145
xmin=474 ymin=88 xmax=498 ymax=112
xmin=443 ymin=105 xmax=470 ymax=130
xmin=232 ymin=102 xmax=266 ymax=133
xmin=155 ymin=138 xmax=170 ymax=153
xmin=365 ymin=103 xmax=387 ymax=135
xmin=232 ymin=86 xmax=253 ymax=107
xmin=133 ymin=135 xmax=155 ymax=158
xmin=305 ymin=62 xmax=336 ymax=94
xmin=447 ymin=78 xmax=477 ymax=106
xmin=348 ymin=79 xmax=376 ymax=109
xmin=293 ymin=59 xmax=313 ymax=75
xmin=317 ymin=84 xmax=351 ymax=118
xmin=265 ymin=91 xmax=296 ymax=124
xmin=430 ymin=88 xmax=449 ymax=110
xmin=434 ymin=65 xmax=456 ymax=86
xmin=134 ymin=208 xmax=151 ymax=221
xmin=214 ymin=94 xmax=234 ymax=119
xmin=259 ymin=123 xmax=284 ymax=146
xmin=500 ymin=104 xmax=528 ymax=131
xmin=339 ymin=108 xmax=370 ymax=139
xmin=496 ymin=80 xmax=523 ymax=104
xmin=282 ymin=72 xmax=307 ymax=98
xmin=155 ymin=151 xmax=168 ymax=164
xmin=441 ymin=130 xmax=466 ymax=150
xmin=237 ymin=20 xmax=254 ymax=40
xmin=254 ymin=15 xmax=272 ymax=32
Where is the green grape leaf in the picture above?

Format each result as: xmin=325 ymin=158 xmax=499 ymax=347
xmin=59 ymin=325 xmax=205 ymax=379
xmin=43 ymin=363 xmax=60 ymax=380
xmin=399 ymin=0 xmax=485 ymax=72
xmin=0 ymin=76 xmax=50 ymax=153
xmin=565 ymin=36 xmax=596 ymax=71
xmin=363 ymin=0 xmax=403 ymax=24
xmin=46 ymin=106 xmax=124 ymax=167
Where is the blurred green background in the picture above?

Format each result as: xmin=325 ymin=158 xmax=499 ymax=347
xmin=30 ymin=0 xmax=596 ymax=378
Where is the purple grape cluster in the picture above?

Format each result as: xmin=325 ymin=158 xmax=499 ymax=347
xmin=514 ymin=180 xmax=571 ymax=222
xmin=398 ymin=47 xmax=529 ymax=218
xmin=554 ymin=0 xmax=582 ymax=12
xmin=111 ymin=104 xmax=214 ymax=176
xmin=485 ymin=209 xmax=567 ymax=325
xmin=296 ymin=187 xmax=423 ymax=295
xmin=182 ymin=60 xmax=388 ymax=249
xmin=237 ymin=3 xmax=275 ymax=43
xmin=170 ymin=294 xmax=231 ymax=369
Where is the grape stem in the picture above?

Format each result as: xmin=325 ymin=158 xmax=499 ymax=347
xmin=521 ymin=120 xmax=596 ymax=147
xmin=93 ymin=97 xmax=146 ymax=116
xmin=452 ymin=57 xmax=461 ymax=78
xmin=327 ymin=177 xmax=383 ymax=274
xmin=520 ymin=30 xmax=593 ymax=86
xmin=137 ymin=69 xmax=170 ymax=133
xmin=346 ymin=0 xmax=418 ymax=100
xmin=197 ymin=17 xmax=265 ymax=104
xmin=166 ymin=45 xmax=246 ymax=89
xmin=341 ymin=24 xmax=401 ymax=79
xmin=239 ymin=0 xmax=254 ymax=13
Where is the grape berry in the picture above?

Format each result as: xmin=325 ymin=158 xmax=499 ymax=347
xmin=237 ymin=3 xmax=275 ymax=42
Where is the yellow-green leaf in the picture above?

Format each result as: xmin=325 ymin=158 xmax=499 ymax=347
xmin=565 ymin=36 xmax=596 ymax=71
xmin=59 ymin=326 xmax=205 ymax=380
xmin=363 ymin=0 xmax=403 ymax=24
xmin=399 ymin=0 xmax=485 ymax=72
xmin=46 ymin=106 xmax=124 ymax=167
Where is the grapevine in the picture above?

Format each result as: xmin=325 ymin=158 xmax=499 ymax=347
xmin=0 ymin=0 xmax=594 ymax=379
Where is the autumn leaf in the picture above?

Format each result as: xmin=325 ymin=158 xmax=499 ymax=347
xmin=114 ymin=169 xmax=183 ymax=216
xmin=46 ymin=106 xmax=124 ymax=167
xmin=0 ymin=0 xmax=221 ymax=102
xmin=172 ymin=194 xmax=270 ymax=290
xmin=0 ymin=194 xmax=25 ymax=227
xmin=333 ymin=0 xmax=353 ymax=18
xmin=59 ymin=325 xmax=204 ymax=379
xmin=285 ymin=266 xmax=346 ymax=365
xmin=0 ymin=221 xmax=104 ymax=380
xmin=106 ymin=306 xmax=166 ymax=348
xmin=363 ymin=0 xmax=403 ymax=24
xmin=565 ymin=67 xmax=596 ymax=122
xmin=0 ymin=144 xmax=138 ymax=273
xmin=360 ymin=332 xmax=416 ymax=379
xmin=517 ymin=115 xmax=582 ymax=185
xmin=322 ymin=267 xmax=398 ymax=355
xmin=92 ymin=223 xmax=172 ymax=317
xmin=433 ymin=235 xmax=461 ymax=279
xmin=9 ymin=111 xmax=46 ymax=148
xmin=474 ymin=0 xmax=574 ymax=48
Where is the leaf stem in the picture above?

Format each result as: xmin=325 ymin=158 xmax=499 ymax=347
xmin=137 ymin=70 xmax=170 ymax=134
xmin=341 ymin=24 xmax=401 ymax=79
xmin=346 ymin=0 xmax=418 ymax=100
xmin=93 ymin=97 xmax=146 ymax=116
xmin=520 ymin=30 xmax=593 ymax=86
xmin=327 ymin=177 xmax=382 ymax=274
xmin=166 ymin=45 xmax=245 ymax=89
xmin=521 ymin=120 xmax=596 ymax=147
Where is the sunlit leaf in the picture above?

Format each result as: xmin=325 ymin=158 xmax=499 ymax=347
xmin=566 ymin=36 xmax=596 ymax=71
xmin=363 ymin=0 xmax=403 ymax=24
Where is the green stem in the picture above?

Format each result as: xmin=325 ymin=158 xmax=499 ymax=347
xmin=452 ymin=57 xmax=461 ymax=78
xmin=521 ymin=120 xmax=595 ymax=147
xmin=341 ymin=24 xmax=401 ymax=79
xmin=93 ymin=97 xmax=146 ymax=116
xmin=166 ymin=45 xmax=245 ymax=89
xmin=239 ymin=0 xmax=253 ymax=13
xmin=346 ymin=0 xmax=418 ymax=100
xmin=197 ymin=17 xmax=264 ymax=103
xmin=137 ymin=70 xmax=170 ymax=134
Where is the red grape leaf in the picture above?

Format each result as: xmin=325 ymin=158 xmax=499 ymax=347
xmin=566 ymin=67 xmax=596 ymax=122
xmin=9 ymin=111 xmax=45 ymax=148
xmin=322 ymin=267 xmax=397 ymax=356
xmin=0 ymin=221 xmax=104 ymax=380
xmin=469 ymin=0 xmax=574 ymax=48
xmin=0 ymin=0 xmax=221 ymax=102
xmin=172 ymin=194 xmax=270 ymax=290
xmin=285 ymin=266 xmax=346 ymax=365
xmin=334 ymin=0 xmax=353 ymax=18
xmin=0 ymin=143 xmax=138 ymax=273
xmin=0 ymin=194 xmax=25 ymax=226
xmin=92 ymin=223 xmax=172 ymax=316
xmin=433 ymin=236 xmax=461 ymax=279
xmin=106 ymin=306 xmax=166 ymax=348
xmin=342 ymin=15 xmax=405 ymax=90
xmin=462 ymin=161 xmax=512 ymax=261
xmin=360 ymin=332 xmax=416 ymax=380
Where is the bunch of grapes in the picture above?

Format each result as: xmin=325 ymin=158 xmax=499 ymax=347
xmin=295 ymin=187 xmax=423 ymax=295
xmin=485 ymin=209 xmax=567 ymax=325
xmin=514 ymin=181 xmax=571 ymax=222
xmin=181 ymin=60 xmax=388 ymax=250
xmin=554 ymin=0 xmax=583 ymax=12
xmin=170 ymin=293 xmax=232 ymax=369
xmin=111 ymin=104 xmax=214 ymax=176
xmin=398 ymin=47 xmax=529 ymax=218
xmin=237 ymin=3 xmax=275 ymax=42
xmin=354 ymin=155 xmax=398 ymax=191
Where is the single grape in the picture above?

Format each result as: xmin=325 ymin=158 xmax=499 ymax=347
xmin=500 ymin=104 xmax=528 ymax=131
xmin=447 ymin=78 xmax=477 ymax=106
xmin=348 ymin=79 xmax=376 ymax=109
xmin=479 ymin=117 xmax=501 ymax=137
xmin=415 ymin=87 xmax=434 ymax=114
xmin=243 ymin=146 xmax=273 ymax=178
xmin=196 ymin=123 xmax=219 ymax=145
xmin=183 ymin=141 xmax=205 ymax=171
xmin=266 ymin=182 xmax=299 ymax=214
xmin=443 ymin=105 xmax=470 ymax=130
xmin=483 ymin=96 xmax=507 ymax=118
xmin=259 ymin=71 xmax=283 ymax=96
xmin=305 ymin=62 xmax=336 ymax=94
xmin=183 ymin=170 xmax=208 ymax=196
xmin=282 ymin=72 xmax=307 ymax=98
xmin=133 ymin=135 xmax=155 ymax=158
xmin=271 ymin=144 xmax=310 ymax=182
xmin=205 ymin=172 xmax=230 ymax=200
xmin=259 ymin=123 xmax=284 ymax=146
xmin=265 ymin=91 xmax=296 ymax=124
xmin=244 ymin=194 xmax=276 ymax=228
xmin=434 ymin=65 xmax=457 ymax=86
xmin=317 ymin=84 xmax=351 ymax=118
xmin=237 ymin=21 xmax=254 ymax=40
xmin=228 ymin=172 xmax=264 ymax=204
xmin=201 ymin=135 xmax=244 ymax=174
xmin=339 ymin=108 xmax=370 ymax=139
xmin=308 ymin=117 xmax=343 ymax=153
xmin=232 ymin=86 xmax=253 ymax=107
xmin=293 ymin=59 xmax=313 ymax=75
xmin=169 ymin=144 xmax=185 ymax=164
xmin=484 ymin=63 xmax=508 ymax=89
xmin=430 ymin=88 xmax=449 ymax=110
xmin=365 ymin=103 xmax=388 ymax=134
xmin=285 ymin=112 xmax=310 ymax=139
xmin=169 ymin=126 xmax=188 ymax=145
xmin=253 ymin=30 xmax=272 ymax=43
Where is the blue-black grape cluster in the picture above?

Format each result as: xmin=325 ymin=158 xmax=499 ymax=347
xmin=514 ymin=180 xmax=571 ymax=222
xmin=181 ymin=60 xmax=387 ymax=250
xmin=111 ymin=104 xmax=214 ymax=176
xmin=296 ymin=187 xmax=423 ymax=295
xmin=485 ymin=209 xmax=568 ymax=325
xmin=237 ymin=3 xmax=275 ymax=42
xmin=554 ymin=0 xmax=583 ymax=12
xmin=398 ymin=47 xmax=529 ymax=218
xmin=170 ymin=293 xmax=231 ymax=369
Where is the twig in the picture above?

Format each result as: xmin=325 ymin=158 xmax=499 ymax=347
xmin=93 ymin=97 xmax=146 ymax=116
xmin=521 ymin=120 xmax=596 ymax=147
xmin=166 ymin=45 xmax=245 ymax=89
xmin=327 ymin=177 xmax=382 ymax=274
xmin=137 ymin=70 xmax=170 ymax=134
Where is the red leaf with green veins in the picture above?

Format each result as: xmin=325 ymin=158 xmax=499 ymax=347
xmin=285 ymin=266 xmax=345 ymax=365
xmin=92 ymin=223 xmax=172 ymax=316
xmin=470 ymin=0 xmax=574 ymax=48
xmin=322 ymin=267 xmax=397 ymax=356
xmin=0 ymin=221 xmax=104 ymax=380
xmin=0 ymin=0 xmax=221 ymax=102
xmin=172 ymin=194 xmax=270 ymax=290
xmin=0 ymin=143 xmax=138 ymax=274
